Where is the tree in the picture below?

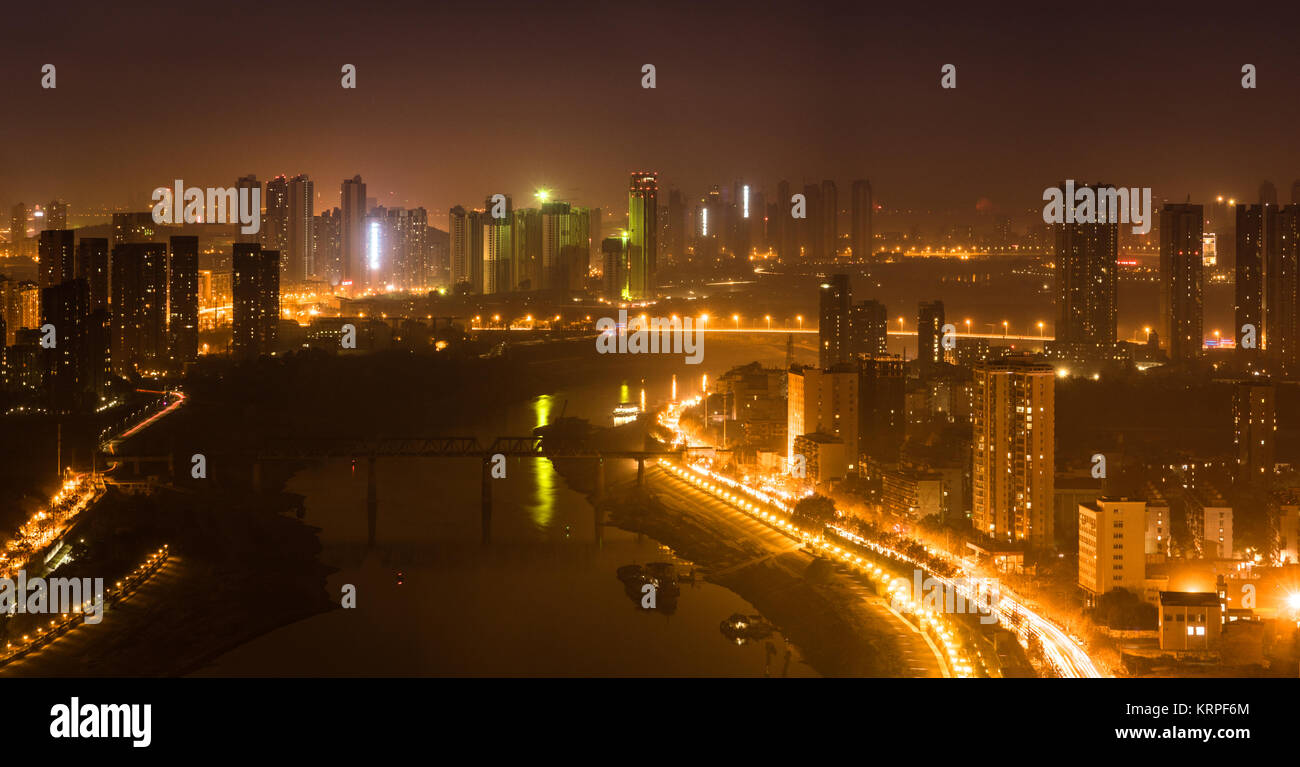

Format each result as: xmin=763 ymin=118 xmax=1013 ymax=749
xmin=793 ymin=494 xmax=837 ymax=527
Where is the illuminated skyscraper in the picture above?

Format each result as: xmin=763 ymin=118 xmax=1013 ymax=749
xmin=340 ymin=175 xmax=367 ymax=289
xmin=858 ymin=355 xmax=905 ymax=463
xmin=288 ymin=174 xmax=315 ymax=282
xmin=38 ymin=229 xmax=75 ymax=289
xmin=627 ymin=172 xmax=658 ymax=299
xmin=1053 ymin=182 xmax=1118 ymax=346
xmin=75 ymin=238 xmax=109 ymax=311
xmin=1269 ymin=206 xmax=1300 ymax=377
xmin=851 ymin=179 xmax=873 ymax=261
xmin=449 ymin=206 xmax=471 ymax=290
xmin=232 ymin=243 xmax=280 ymax=358
xmin=40 ymin=278 xmax=90 ymax=413
xmin=514 ymin=206 xmax=542 ymax=291
xmin=540 ymin=201 xmax=589 ymax=293
xmin=1235 ymin=204 xmax=1267 ymax=354
xmin=1233 ymin=379 xmax=1275 ymax=482
xmin=46 ymin=200 xmax=68 ymax=230
xmin=850 ymin=299 xmax=888 ymax=357
xmin=313 ymin=208 xmax=342 ymax=285
xmin=483 ymin=195 xmax=513 ymax=295
xmin=972 ymin=354 xmax=1055 ymax=548
xmin=263 ymin=175 xmax=290 ymax=266
xmin=110 ymin=242 xmax=168 ymax=375
xmin=168 ymin=236 xmax=199 ymax=366
xmin=917 ymin=300 xmax=945 ymax=368
xmin=818 ymin=273 xmax=851 ymax=368
xmin=1159 ymin=204 xmax=1203 ymax=363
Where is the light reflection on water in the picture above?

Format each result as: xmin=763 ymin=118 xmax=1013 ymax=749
xmin=194 ymin=339 xmax=819 ymax=676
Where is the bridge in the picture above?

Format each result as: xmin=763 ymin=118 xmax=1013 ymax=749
xmin=104 ymin=435 xmax=714 ymax=545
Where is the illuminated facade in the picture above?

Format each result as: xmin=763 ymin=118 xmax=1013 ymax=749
xmin=817 ymin=273 xmax=850 ymax=368
xmin=627 ymin=172 xmax=658 ymax=299
xmin=1232 ymin=379 xmax=1275 ymax=482
xmin=973 ymin=354 xmax=1055 ymax=548
xmin=232 ymin=243 xmax=280 ymax=358
xmin=1159 ymin=203 xmax=1203 ymax=363
xmin=1054 ymin=182 xmax=1118 ymax=346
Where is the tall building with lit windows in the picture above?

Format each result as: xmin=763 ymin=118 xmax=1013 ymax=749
xmin=340 ymin=175 xmax=367 ymax=289
xmin=168 ymin=236 xmax=199 ymax=366
xmin=1235 ymin=204 xmax=1266 ymax=355
xmin=38 ymin=229 xmax=75 ymax=290
xmin=1053 ymin=183 xmax=1118 ymax=347
xmin=1159 ymin=203 xmax=1204 ymax=363
xmin=917 ymin=299 xmax=945 ymax=369
xmin=601 ymin=235 xmax=628 ymax=300
xmin=263 ymin=175 xmax=290 ymax=266
xmin=1233 ymin=379 xmax=1275 ymax=483
xmin=972 ymin=354 xmax=1055 ymax=549
xmin=540 ymin=201 xmax=589 ymax=293
xmin=232 ymin=243 xmax=280 ymax=358
xmin=110 ymin=242 xmax=168 ymax=375
xmin=818 ymin=273 xmax=851 ymax=368
xmin=287 ymin=174 xmax=315 ymax=283
xmin=482 ymin=195 xmax=513 ymax=295
xmin=787 ymin=363 xmax=858 ymax=472
xmin=1268 ymin=205 xmax=1300 ymax=377
xmin=628 ymin=172 xmax=658 ymax=299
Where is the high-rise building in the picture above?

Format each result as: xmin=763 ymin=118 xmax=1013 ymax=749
xmin=775 ymin=180 xmax=793 ymax=261
xmin=850 ymin=299 xmax=888 ymax=357
xmin=589 ymin=207 xmax=602 ymax=276
xmin=601 ymin=235 xmax=628 ymax=300
xmin=8 ymin=203 xmax=30 ymax=247
xmin=917 ymin=300 xmax=945 ymax=368
xmin=1260 ymin=180 xmax=1278 ymax=207
xmin=1268 ymin=206 xmax=1300 ymax=376
xmin=168 ymin=236 xmax=199 ymax=366
xmin=1159 ymin=203 xmax=1204 ymax=363
xmin=449 ymin=206 xmax=471 ymax=290
xmin=787 ymin=363 xmax=859 ymax=471
xmin=821 ymin=179 xmax=838 ymax=259
xmin=1053 ymin=183 xmax=1118 ymax=347
xmin=40 ymin=278 xmax=91 ymax=412
xmin=111 ymin=212 xmax=160 ymax=247
xmin=851 ymin=179 xmax=873 ymax=261
xmin=818 ymin=274 xmax=851 ymax=368
xmin=46 ymin=200 xmax=68 ymax=231
xmin=858 ymin=355 xmax=905 ymax=463
xmin=235 ymin=175 xmax=262 ymax=245
xmin=972 ymin=354 xmax=1055 ymax=548
xmin=263 ymin=175 xmax=290 ymax=264
xmin=1233 ymin=379 xmax=1275 ymax=482
xmin=75 ymin=238 xmax=109 ymax=311
xmin=800 ymin=183 xmax=823 ymax=261
xmin=540 ymin=201 xmax=589 ymax=293
xmin=313 ymin=208 xmax=342 ymax=285
xmin=340 ymin=175 xmax=367 ymax=289
xmin=666 ymin=190 xmax=685 ymax=266
xmin=1078 ymin=498 xmax=1147 ymax=600
xmin=628 ymin=172 xmax=658 ymax=299
xmin=232 ymin=243 xmax=280 ymax=358
xmin=0 ymin=277 xmax=41 ymax=345
xmin=287 ymin=174 xmax=314 ymax=283
xmin=110 ymin=243 xmax=168 ymax=375
xmin=1235 ymin=204 xmax=1267 ymax=354
xmin=483 ymin=195 xmax=513 ymax=295
xmin=38 ymin=229 xmax=75 ymax=290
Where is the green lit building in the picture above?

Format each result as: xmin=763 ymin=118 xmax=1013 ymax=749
xmin=627 ymin=172 xmax=658 ymax=299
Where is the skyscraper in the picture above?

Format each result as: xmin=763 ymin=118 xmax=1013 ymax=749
xmin=850 ymin=299 xmax=888 ymax=357
xmin=972 ymin=354 xmax=1055 ymax=548
xmin=449 ymin=206 xmax=471 ymax=290
xmin=800 ymin=183 xmax=823 ymax=261
xmin=483 ymin=195 xmax=513 ymax=295
xmin=340 ymin=175 xmax=367 ymax=289
xmin=917 ymin=300 xmax=946 ymax=368
xmin=263 ymin=175 xmax=290 ymax=266
xmin=1271 ymin=206 xmax=1300 ymax=377
xmin=288 ymin=174 xmax=315 ymax=283
xmin=235 ymin=175 xmax=262 ymax=245
xmin=1233 ymin=379 xmax=1275 ymax=482
xmin=40 ymin=278 xmax=90 ymax=413
xmin=75 ymin=238 xmax=109 ymax=311
xmin=110 ymin=243 xmax=168 ymax=375
xmin=787 ymin=363 xmax=859 ymax=470
xmin=313 ymin=208 xmax=342 ymax=285
xmin=46 ymin=200 xmax=68 ymax=230
xmin=1159 ymin=203 xmax=1204 ymax=363
xmin=601 ymin=235 xmax=628 ymax=300
xmin=818 ymin=274 xmax=851 ymax=368
xmin=628 ymin=172 xmax=658 ymax=299
xmin=168 ymin=236 xmax=199 ymax=366
xmin=540 ymin=201 xmax=589 ymax=293
xmin=858 ymin=355 xmax=905 ymax=463
xmin=775 ymin=179 xmax=793 ymax=261
xmin=1235 ymin=204 xmax=1267 ymax=353
xmin=38 ymin=229 xmax=75 ymax=289
xmin=232 ymin=243 xmax=280 ymax=358
xmin=851 ymin=179 xmax=873 ymax=261
xmin=1053 ymin=183 xmax=1118 ymax=347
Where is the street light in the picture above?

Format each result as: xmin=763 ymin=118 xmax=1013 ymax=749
xmin=1002 ymin=320 xmax=1009 ymax=337
xmin=796 ymin=315 xmax=803 ymax=330
xmin=1037 ymin=321 xmax=1044 ymax=338
xmin=733 ymin=313 xmax=740 ymax=330
xmin=765 ymin=314 xmax=772 ymax=329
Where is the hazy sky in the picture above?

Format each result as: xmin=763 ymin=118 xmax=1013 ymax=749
xmin=3 ymin=1 xmax=1300 ymax=226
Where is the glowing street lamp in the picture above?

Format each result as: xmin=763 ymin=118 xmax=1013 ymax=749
xmin=1002 ymin=320 xmax=1009 ymax=337
xmin=1144 ymin=326 xmax=1152 ymax=342
xmin=733 ymin=313 xmax=739 ymax=330
xmin=796 ymin=315 xmax=803 ymax=330
xmin=765 ymin=314 xmax=772 ymax=329
xmin=1037 ymin=321 xmax=1044 ymax=338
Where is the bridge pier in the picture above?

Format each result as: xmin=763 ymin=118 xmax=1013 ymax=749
xmin=366 ymin=456 xmax=377 ymax=546
xmin=480 ymin=457 xmax=492 ymax=546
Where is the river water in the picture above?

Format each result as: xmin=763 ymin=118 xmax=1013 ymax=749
xmin=194 ymin=335 xmax=822 ymax=676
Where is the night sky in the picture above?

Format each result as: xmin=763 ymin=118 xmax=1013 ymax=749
xmin=3 ymin=1 xmax=1300 ymax=225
